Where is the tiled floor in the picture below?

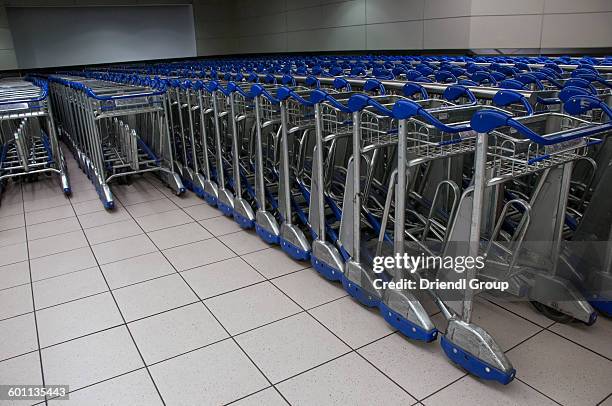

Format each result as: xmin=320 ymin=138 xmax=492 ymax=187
xmin=0 ymin=156 xmax=611 ymax=406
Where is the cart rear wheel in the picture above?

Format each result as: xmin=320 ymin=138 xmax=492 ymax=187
xmin=531 ymin=301 xmax=574 ymax=323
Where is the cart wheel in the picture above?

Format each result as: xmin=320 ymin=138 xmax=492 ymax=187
xmin=531 ymin=301 xmax=575 ymax=323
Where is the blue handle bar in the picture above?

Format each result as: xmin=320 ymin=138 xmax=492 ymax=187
xmin=347 ymin=94 xmax=392 ymax=116
xmin=443 ymin=85 xmax=477 ymax=104
xmin=392 ymin=99 xmax=471 ymax=133
xmin=492 ymin=89 xmax=533 ymax=115
xmin=249 ymin=84 xmax=279 ymax=103
xmin=471 ymin=100 xmax=611 ymax=145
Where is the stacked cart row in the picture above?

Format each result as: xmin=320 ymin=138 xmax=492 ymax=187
xmin=32 ymin=54 xmax=612 ymax=386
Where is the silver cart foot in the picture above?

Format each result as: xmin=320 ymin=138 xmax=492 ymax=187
xmin=311 ymin=240 xmax=344 ymax=281
xmin=203 ymin=180 xmax=219 ymax=206
xmin=233 ymin=197 xmax=255 ymax=229
xmin=217 ymin=188 xmax=235 ymax=217
xmin=98 ymin=183 xmax=114 ymax=210
xmin=380 ymin=289 xmax=438 ymax=342
xmin=280 ymin=223 xmax=310 ymax=261
xmin=165 ymin=172 xmax=186 ymax=196
xmin=255 ymin=210 xmax=280 ymax=244
xmin=60 ymin=172 xmax=71 ymax=195
xmin=192 ymin=173 xmax=208 ymax=198
xmin=441 ymin=319 xmax=515 ymax=385
xmin=342 ymin=261 xmax=382 ymax=308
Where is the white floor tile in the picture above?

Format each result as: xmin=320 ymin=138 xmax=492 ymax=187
xmin=23 ymin=194 xmax=70 ymax=213
xmin=182 ymin=257 xmax=264 ymax=299
xmin=422 ymin=376 xmax=557 ymax=406
xmin=480 ymin=294 xmax=556 ymax=328
xmin=359 ymin=333 xmax=464 ymax=400
xmin=0 ymin=313 xmax=37 ymax=361
xmin=72 ymin=199 xmax=110 ymax=216
xmin=26 ymin=217 xmax=82 ymax=240
xmin=68 ymin=188 xmax=101 ymax=204
xmin=277 ymin=352 xmax=415 ymax=405
xmin=124 ymin=198 xmax=177 ymax=218
xmin=33 ymin=267 xmax=108 ymax=309
xmin=147 ymin=222 xmax=212 ymax=250
xmin=37 ymin=292 xmax=123 ymax=348
xmin=549 ymin=316 xmax=612 ymax=359
xmin=310 ymin=296 xmax=395 ymax=348
xmin=25 ymin=205 xmax=75 ymax=226
xmin=0 ymin=261 xmax=30 ymax=291
xmin=101 ymin=252 xmax=175 ymax=290
xmin=166 ymin=191 xmax=203 ymax=208
xmin=0 ymin=284 xmax=33 ymax=320
xmin=236 ymin=313 xmax=350 ymax=383
xmin=0 ymin=352 xmax=43 ymax=389
xmin=30 ymin=247 xmax=97 ymax=281
xmin=91 ymin=234 xmax=157 ymax=265
xmin=205 ymin=282 xmax=302 ymax=335
xmin=163 ymin=238 xmax=235 ymax=271
xmin=241 ymin=246 xmax=308 ymax=278
xmin=273 ymin=268 xmax=346 ymax=308
xmin=507 ymin=330 xmax=612 ymax=405
xmin=113 ymin=274 xmax=197 ymax=322
xmin=182 ymin=203 xmax=222 ymax=221
xmin=78 ymin=207 xmax=131 ymax=229
xmin=42 ymin=326 xmax=143 ymax=391
xmin=28 ymin=230 xmax=88 ymax=259
xmin=149 ymin=339 xmax=268 ymax=405
xmin=218 ymin=230 xmax=270 ymax=255
xmin=0 ymin=202 xmax=24 ymax=218
xmin=84 ymin=219 xmax=143 ymax=245
xmin=112 ymin=185 xmax=165 ymax=206
xmin=199 ymin=215 xmax=242 ymax=236
xmin=48 ymin=369 xmax=162 ymax=406
xmin=0 ymin=243 xmax=28 ymax=267
xmin=0 ymin=213 xmax=25 ymax=232
xmin=0 ymin=227 xmax=26 ymax=248
xmin=231 ymin=388 xmax=288 ymax=406
xmin=129 ymin=302 xmax=228 ymax=364
xmin=135 ymin=209 xmax=193 ymax=232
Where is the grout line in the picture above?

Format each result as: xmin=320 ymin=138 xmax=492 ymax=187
xmin=597 ymin=393 xmax=612 ymax=406
xmin=543 ymin=327 xmax=612 ymax=363
xmin=63 ymin=191 xmax=168 ymax=406
xmin=222 ymin=385 xmax=278 ymax=406
xmin=417 ymin=374 xmax=468 ymax=403
xmin=42 ymin=366 xmax=150 ymax=404
xmin=20 ymin=183 xmax=49 ymax=406
xmin=113 ymin=188 xmax=295 ymax=406
xmin=515 ymin=377 xmax=564 ymax=406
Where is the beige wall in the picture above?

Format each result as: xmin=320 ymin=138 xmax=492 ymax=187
xmin=0 ymin=0 xmax=609 ymax=67
xmin=0 ymin=4 xmax=17 ymax=70
xmin=194 ymin=0 xmax=612 ymax=56
xmin=0 ymin=0 xmax=193 ymax=70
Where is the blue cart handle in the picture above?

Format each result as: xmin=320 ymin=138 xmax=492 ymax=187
xmin=402 ymin=83 xmax=428 ymax=100
xmin=471 ymin=106 xmax=610 ymax=145
xmin=443 ymin=85 xmax=477 ymax=104
xmin=492 ymin=90 xmax=533 ymax=115
xmin=564 ymin=94 xmax=612 ymax=119
xmin=249 ymin=84 xmax=279 ymax=103
xmin=347 ymin=93 xmax=392 ymax=116
xmin=392 ymin=99 xmax=471 ymax=133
